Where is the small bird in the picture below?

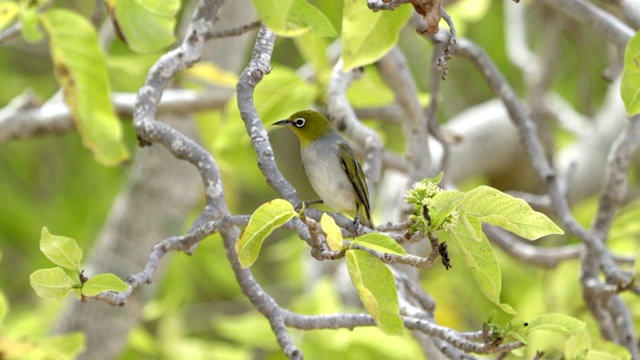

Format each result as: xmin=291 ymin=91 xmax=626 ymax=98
xmin=273 ymin=110 xmax=374 ymax=229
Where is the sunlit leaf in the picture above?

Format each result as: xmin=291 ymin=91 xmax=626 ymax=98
xmin=504 ymin=319 xmax=529 ymax=344
xmin=351 ymin=233 xmax=406 ymax=255
xmin=346 ymin=250 xmax=405 ymax=336
xmin=527 ymin=313 xmax=585 ymax=335
xmin=82 ymin=273 xmax=130 ymax=296
xmin=462 ymin=186 xmax=564 ymax=240
xmin=106 ymin=0 xmax=180 ymax=53
xmin=185 ymin=62 xmax=239 ymax=89
xmin=251 ymin=0 xmax=336 ymax=37
xmin=236 ymin=199 xmax=297 ymax=268
xmin=0 ymin=1 xmax=19 ymax=31
xmin=341 ymin=0 xmax=412 ymax=71
xmin=40 ymin=227 xmax=83 ymax=271
xmin=449 ymin=207 xmax=481 ymax=243
xmin=429 ymin=189 xmax=465 ymax=230
xmin=565 ymin=328 xmax=591 ymax=360
xmin=621 ymin=30 xmax=640 ymax=116
xmin=293 ymin=32 xmax=328 ymax=74
xmin=320 ymin=213 xmax=343 ymax=251
xmin=29 ymin=267 xmax=77 ymax=300
xmin=40 ymin=9 xmax=129 ymax=166
xmin=447 ymin=231 xmax=516 ymax=314
xmin=18 ymin=0 xmax=42 ymax=42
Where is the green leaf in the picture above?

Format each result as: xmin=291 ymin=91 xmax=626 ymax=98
xmin=320 ymin=213 xmax=343 ymax=251
xmin=82 ymin=273 xmax=130 ymax=296
xmin=40 ymin=227 xmax=83 ymax=271
xmin=106 ymin=0 xmax=179 ymax=53
xmin=257 ymin=65 xmax=317 ymax=124
xmin=450 ymin=208 xmax=482 ymax=243
xmin=184 ymin=62 xmax=239 ymax=89
xmin=447 ymin=230 xmax=516 ymax=314
xmin=29 ymin=267 xmax=77 ymax=300
xmin=251 ymin=0 xmax=336 ymax=37
xmin=0 ymin=1 xmax=19 ymax=31
xmin=621 ymin=30 xmax=640 ymax=116
xmin=351 ymin=233 xmax=407 ymax=255
xmin=293 ymin=32 xmax=328 ymax=74
xmin=236 ymin=199 xmax=297 ymax=268
xmin=526 ymin=313 xmax=586 ymax=335
xmin=18 ymin=0 xmax=42 ymax=42
xmin=346 ymin=250 xmax=405 ymax=336
xmin=341 ymin=0 xmax=412 ymax=71
xmin=586 ymin=350 xmax=626 ymax=360
xmin=504 ymin=319 xmax=530 ymax=344
xmin=40 ymin=9 xmax=129 ymax=166
xmin=590 ymin=342 xmax=633 ymax=360
xmin=565 ymin=328 xmax=591 ymax=360
xmin=288 ymin=0 xmax=337 ymax=37
xmin=462 ymin=186 xmax=564 ymax=240
xmin=38 ymin=332 xmax=86 ymax=358
xmin=429 ymin=189 xmax=465 ymax=230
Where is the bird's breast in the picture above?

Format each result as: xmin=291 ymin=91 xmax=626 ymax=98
xmin=301 ymin=142 xmax=357 ymax=213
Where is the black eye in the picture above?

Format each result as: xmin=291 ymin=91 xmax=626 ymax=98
xmin=294 ymin=118 xmax=305 ymax=127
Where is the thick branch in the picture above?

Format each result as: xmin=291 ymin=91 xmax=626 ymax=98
xmin=541 ymin=0 xmax=634 ymax=50
xmin=0 ymin=90 xmax=229 ymax=143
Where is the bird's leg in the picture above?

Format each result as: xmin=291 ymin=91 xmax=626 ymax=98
xmin=294 ymin=199 xmax=323 ymax=214
xmin=353 ymin=204 xmax=362 ymax=234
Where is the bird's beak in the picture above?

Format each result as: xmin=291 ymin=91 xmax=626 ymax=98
xmin=272 ymin=119 xmax=293 ymax=126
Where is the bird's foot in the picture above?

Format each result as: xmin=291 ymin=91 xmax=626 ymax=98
xmin=295 ymin=199 xmax=323 ymax=215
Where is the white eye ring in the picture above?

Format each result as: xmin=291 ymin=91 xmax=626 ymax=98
xmin=294 ymin=118 xmax=305 ymax=127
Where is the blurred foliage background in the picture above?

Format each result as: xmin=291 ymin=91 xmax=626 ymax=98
xmin=0 ymin=0 xmax=636 ymax=359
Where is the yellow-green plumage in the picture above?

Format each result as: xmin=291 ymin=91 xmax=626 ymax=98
xmin=273 ymin=110 xmax=374 ymax=229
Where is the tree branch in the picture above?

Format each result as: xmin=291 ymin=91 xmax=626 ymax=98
xmin=541 ymin=0 xmax=634 ymax=50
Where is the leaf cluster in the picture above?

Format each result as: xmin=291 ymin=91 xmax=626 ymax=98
xmin=30 ymin=227 xmax=129 ymax=301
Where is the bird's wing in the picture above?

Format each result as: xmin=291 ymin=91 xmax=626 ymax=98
xmin=337 ymin=142 xmax=373 ymax=224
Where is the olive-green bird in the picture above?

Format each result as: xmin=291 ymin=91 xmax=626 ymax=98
xmin=273 ymin=110 xmax=374 ymax=229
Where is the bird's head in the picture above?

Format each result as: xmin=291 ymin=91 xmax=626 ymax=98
xmin=273 ymin=110 xmax=335 ymax=146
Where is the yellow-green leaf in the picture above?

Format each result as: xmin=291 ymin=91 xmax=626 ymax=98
xmin=185 ymin=62 xmax=239 ymax=89
xmin=40 ymin=9 xmax=129 ymax=166
xmin=106 ymin=0 xmax=180 ymax=53
xmin=29 ymin=267 xmax=77 ymax=300
xmin=621 ymin=30 xmax=640 ymax=116
xmin=526 ymin=313 xmax=586 ymax=335
xmin=447 ymin=230 xmax=516 ymax=314
xmin=351 ymin=233 xmax=406 ymax=255
xmin=346 ymin=250 xmax=405 ymax=336
xmin=40 ymin=227 xmax=83 ymax=271
xmin=341 ymin=0 xmax=412 ymax=71
xmin=450 ymin=208 xmax=482 ymax=243
xmin=236 ymin=199 xmax=297 ymax=268
xmin=293 ymin=32 xmax=329 ymax=74
xmin=0 ymin=1 xmax=18 ymax=31
xmin=430 ymin=189 xmax=465 ymax=230
xmin=251 ymin=0 xmax=336 ymax=37
xmin=18 ymin=0 xmax=42 ymax=42
xmin=320 ymin=213 xmax=343 ymax=251
xmin=462 ymin=186 xmax=564 ymax=240
xmin=82 ymin=273 xmax=130 ymax=296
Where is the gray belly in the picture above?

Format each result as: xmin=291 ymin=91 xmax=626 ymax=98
xmin=301 ymin=145 xmax=356 ymax=213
